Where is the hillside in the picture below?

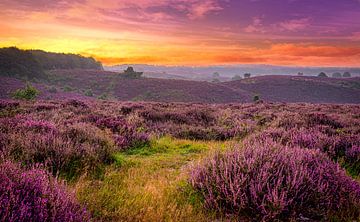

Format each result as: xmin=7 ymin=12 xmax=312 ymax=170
xmin=223 ymin=75 xmax=360 ymax=104
xmin=1 ymin=69 xmax=359 ymax=103
xmin=0 ymin=47 xmax=102 ymax=80
xmin=46 ymin=69 xmax=250 ymax=103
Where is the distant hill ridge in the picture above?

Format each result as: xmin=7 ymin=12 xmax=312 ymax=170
xmin=0 ymin=47 xmax=103 ymax=80
xmin=1 ymin=69 xmax=359 ymax=104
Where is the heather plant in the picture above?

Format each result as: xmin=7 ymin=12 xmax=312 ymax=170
xmin=0 ymin=161 xmax=90 ymax=222
xmin=95 ymin=116 xmax=149 ymax=150
xmin=190 ymin=139 xmax=360 ymax=221
xmin=0 ymin=117 xmax=117 ymax=179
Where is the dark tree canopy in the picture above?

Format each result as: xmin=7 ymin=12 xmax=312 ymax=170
xmin=343 ymin=72 xmax=351 ymax=78
xmin=121 ymin=66 xmax=143 ymax=78
xmin=30 ymin=50 xmax=103 ymax=70
xmin=244 ymin=73 xmax=251 ymax=78
xmin=0 ymin=47 xmax=103 ymax=80
xmin=318 ymin=72 xmax=328 ymax=78
xmin=0 ymin=47 xmax=46 ymax=80
xmin=213 ymin=72 xmax=220 ymax=78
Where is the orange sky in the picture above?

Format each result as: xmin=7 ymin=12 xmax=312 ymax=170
xmin=1 ymin=0 xmax=360 ymax=67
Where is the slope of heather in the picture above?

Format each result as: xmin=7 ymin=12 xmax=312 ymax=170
xmin=223 ymin=75 xmax=360 ymax=104
xmin=1 ymin=69 xmax=360 ymax=104
xmin=47 ymin=69 xmax=251 ymax=103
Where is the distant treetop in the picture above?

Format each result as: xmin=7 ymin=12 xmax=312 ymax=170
xmin=343 ymin=72 xmax=351 ymax=78
xmin=244 ymin=73 xmax=251 ymax=78
xmin=318 ymin=72 xmax=328 ymax=78
xmin=0 ymin=47 xmax=103 ymax=80
xmin=121 ymin=66 xmax=143 ymax=78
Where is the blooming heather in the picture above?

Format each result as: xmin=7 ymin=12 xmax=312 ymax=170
xmin=0 ymin=161 xmax=90 ymax=222
xmin=190 ymin=139 xmax=360 ymax=221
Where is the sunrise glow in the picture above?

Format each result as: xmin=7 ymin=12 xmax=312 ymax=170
xmin=1 ymin=0 xmax=360 ymax=66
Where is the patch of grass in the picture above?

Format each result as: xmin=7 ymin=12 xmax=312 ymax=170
xmin=124 ymin=137 xmax=207 ymax=156
xmin=76 ymin=137 xmax=226 ymax=221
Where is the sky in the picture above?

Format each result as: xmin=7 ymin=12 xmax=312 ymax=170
xmin=1 ymin=0 xmax=360 ymax=67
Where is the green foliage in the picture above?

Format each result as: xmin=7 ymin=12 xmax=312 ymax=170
xmin=12 ymin=83 xmax=39 ymax=100
xmin=97 ymin=93 xmax=108 ymax=100
xmin=30 ymin=49 xmax=103 ymax=70
xmin=124 ymin=137 xmax=206 ymax=156
xmin=84 ymin=89 xmax=93 ymax=97
xmin=0 ymin=47 xmax=47 ymax=80
xmin=63 ymin=85 xmax=74 ymax=92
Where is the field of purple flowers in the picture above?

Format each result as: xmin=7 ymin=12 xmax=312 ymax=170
xmin=0 ymin=99 xmax=359 ymax=221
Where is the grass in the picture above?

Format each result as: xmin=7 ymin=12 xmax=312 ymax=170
xmin=76 ymin=137 xmax=233 ymax=221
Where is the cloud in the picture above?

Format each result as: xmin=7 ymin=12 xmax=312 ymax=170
xmin=244 ymin=16 xmax=266 ymax=33
xmin=277 ymin=18 xmax=310 ymax=31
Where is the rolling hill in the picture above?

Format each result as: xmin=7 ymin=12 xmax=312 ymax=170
xmin=223 ymin=75 xmax=360 ymax=104
xmin=0 ymin=69 xmax=359 ymax=104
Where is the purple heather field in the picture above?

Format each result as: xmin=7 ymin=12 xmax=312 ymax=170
xmin=0 ymin=99 xmax=359 ymax=221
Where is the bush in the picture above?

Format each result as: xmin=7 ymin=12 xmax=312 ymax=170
xmin=190 ymin=139 xmax=360 ymax=221
xmin=63 ymin=85 xmax=73 ymax=92
xmin=0 ymin=161 xmax=90 ymax=222
xmin=0 ymin=118 xmax=116 ymax=179
xmin=12 ymin=83 xmax=39 ymax=100
xmin=253 ymin=94 xmax=260 ymax=102
xmin=84 ymin=89 xmax=93 ymax=97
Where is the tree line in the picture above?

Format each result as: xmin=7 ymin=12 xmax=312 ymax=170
xmin=0 ymin=47 xmax=103 ymax=80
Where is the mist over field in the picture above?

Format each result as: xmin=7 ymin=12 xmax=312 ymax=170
xmin=1 ymin=0 xmax=360 ymax=221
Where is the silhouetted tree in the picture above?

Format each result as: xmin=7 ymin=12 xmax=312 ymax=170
xmin=122 ymin=67 xmax=143 ymax=78
xmin=244 ymin=73 xmax=251 ymax=78
xmin=212 ymin=72 xmax=220 ymax=78
xmin=318 ymin=72 xmax=328 ymax=78
xmin=343 ymin=72 xmax=351 ymax=78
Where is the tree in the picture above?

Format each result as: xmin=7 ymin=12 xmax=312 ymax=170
xmin=297 ymin=72 xmax=304 ymax=76
xmin=84 ymin=89 xmax=93 ymax=97
xmin=343 ymin=72 xmax=351 ymax=78
xmin=122 ymin=67 xmax=143 ymax=78
xmin=232 ymin=74 xmax=242 ymax=81
xmin=318 ymin=72 xmax=328 ymax=78
xmin=244 ymin=73 xmax=251 ymax=78
xmin=332 ymin=72 xmax=342 ymax=78
xmin=212 ymin=72 xmax=220 ymax=78
xmin=12 ymin=83 xmax=39 ymax=100
xmin=253 ymin=94 xmax=260 ymax=102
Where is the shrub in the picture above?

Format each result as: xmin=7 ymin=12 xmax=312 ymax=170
xmin=253 ymin=94 xmax=260 ymax=102
xmin=0 ymin=161 xmax=90 ymax=222
xmin=190 ymin=139 xmax=360 ymax=221
xmin=0 ymin=118 xmax=116 ymax=179
xmin=63 ymin=85 xmax=73 ymax=92
xmin=12 ymin=83 xmax=39 ymax=100
xmin=84 ymin=89 xmax=93 ymax=97
xmin=97 ymin=93 xmax=108 ymax=100
xmin=95 ymin=116 xmax=149 ymax=150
